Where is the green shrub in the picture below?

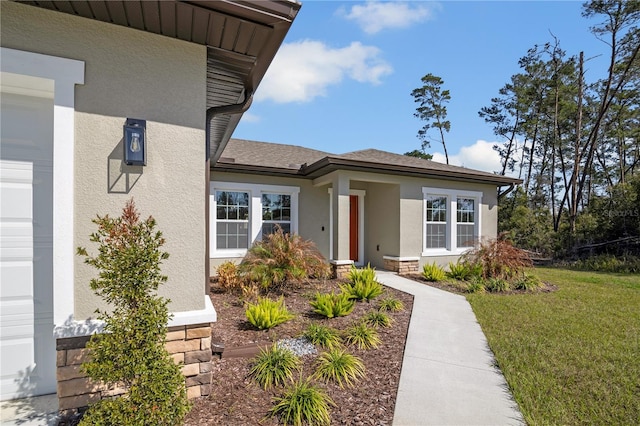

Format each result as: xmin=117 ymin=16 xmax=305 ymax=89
xmin=246 ymin=297 xmax=295 ymax=330
xmin=446 ymin=261 xmax=473 ymax=280
xmin=302 ymin=324 xmax=342 ymax=349
xmin=250 ymin=344 xmax=301 ymax=390
xmin=485 ymin=277 xmax=511 ymax=292
xmin=377 ymin=296 xmax=405 ymax=312
xmin=466 ymin=278 xmax=486 ymax=293
xmin=422 ymin=262 xmax=446 ymax=282
xmin=240 ymin=226 xmax=330 ymax=289
xmin=216 ymin=261 xmax=244 ymax=293
xmin=313 ymin=348 xmax=366 ymax=388
xmin=514 ymin=272 xmax=543 ymax=291
xmin=363 ymin=311 xmax=393 ymax=328
xmin=571 ymin=254 xmax=640 ymax=273
xmin=76 ymin=199 xmax=190 ymax=426
xmin=341 ymin=264 xmax=384 ymax=302
xmin=462 ymin=233 xmax=533 ymax=280
xmin=344 ymin=322 xmax=381 ymax=350
xmin=270 ymin=378 xmax=334 ymax=426
xmin=310 ymin=291 xmax=355 ymax=319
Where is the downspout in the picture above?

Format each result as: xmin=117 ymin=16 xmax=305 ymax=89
xmin=204 ymin=89 xmax=253 ymax=294
xmin=498 ymin=183 xmax=516 ymax=200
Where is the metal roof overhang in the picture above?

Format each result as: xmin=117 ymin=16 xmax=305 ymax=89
xmin=17 ymin=0 xmax=301 ymax=161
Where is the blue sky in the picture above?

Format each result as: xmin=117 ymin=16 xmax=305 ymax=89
xmin=233 ymin=1 xmax=609 ymax=173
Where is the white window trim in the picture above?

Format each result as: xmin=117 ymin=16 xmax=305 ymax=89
xmin=210 ymin=181 xmax=299 ymax=258
xmin=421 ymin=187 xmax=482 ymax=256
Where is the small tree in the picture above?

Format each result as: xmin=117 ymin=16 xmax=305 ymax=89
xmin=411 ymin=73 xmax=451 ymax=164
xmin=77 ymin=199 xmax=190 ymax=425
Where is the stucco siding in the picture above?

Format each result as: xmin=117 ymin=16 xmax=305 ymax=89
xmin=364 ymin=182 xmax=400 ymax=269
xmin=2 ymin=2 xmax=208 ymax=318
xmin=209 ymin=172 xmax=331 ymax=275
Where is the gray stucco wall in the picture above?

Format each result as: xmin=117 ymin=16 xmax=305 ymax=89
xmin=2 ymin=2 xmax=208 ymax=318
xmin=209 ymin=172 xmax=331 ymax=274
xmin=210 ymin=168 xmax=501 ymax=273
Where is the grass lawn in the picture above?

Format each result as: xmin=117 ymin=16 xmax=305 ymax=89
xmin=467 ymin=267 xmax=640 ymax=425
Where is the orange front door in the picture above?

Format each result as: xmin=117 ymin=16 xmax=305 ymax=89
xmin=349 ymin=195 xmax=358 ymax=262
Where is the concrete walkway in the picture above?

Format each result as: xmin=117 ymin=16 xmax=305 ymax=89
xmin=376 ymin=271 xmax=525 ymax=426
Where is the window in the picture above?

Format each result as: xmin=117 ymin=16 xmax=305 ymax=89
xmin=211 ymin=182 xmax=299 ymax=257
xmin=215 ymin=191 xmax=249 ymax=250
xmin=422 ymin=188 xmax=482 ymax=255
xmin=262 ymin=193 xmax=291 ymax=236
xmin=456 ymin=198 xmax=475 ymax=247
xmin=425 ymin=195 xmax=447 ymax=249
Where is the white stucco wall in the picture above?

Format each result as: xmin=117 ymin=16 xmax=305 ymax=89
xmin=1 ymin=2 xmax=208 ymax=319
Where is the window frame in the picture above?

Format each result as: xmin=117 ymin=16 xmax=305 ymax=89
xmin=421 ymin=187 xmax=482 ymax=256
xmin=210 ymin=181 xmax=299 ymax=258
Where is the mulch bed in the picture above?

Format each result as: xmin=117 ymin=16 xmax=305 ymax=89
xmin=184 ymin=278 xmax=413 ymax=425
xmin=402 ymin=273 xmax=559 ymax=294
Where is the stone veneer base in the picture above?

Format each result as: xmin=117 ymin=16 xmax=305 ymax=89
xmin=383 ymin=256 xmax=419 ymax=274
xmin=56 ymin=322 xmax=212 ymax=417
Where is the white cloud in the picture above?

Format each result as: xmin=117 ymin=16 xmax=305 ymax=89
xmin=338 ymin=1 xmax=438 ymax=34
xmin=239 ymin=112 xmax=260 ymax=123
xmin=255 ymin=40 xmax=393 ymax=104
xmin=431 ymin=140 xmax=504 ymax=174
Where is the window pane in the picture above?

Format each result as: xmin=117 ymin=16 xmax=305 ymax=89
xmin=457 ymin=198 xmax=474 ymax=223
xmin=457 ymin=224 xmax=475 ymax=247
xmin=426 ymin=223 xmax=446 ymax=249
xmin=216 ymin=219 xmax=249 ymax=249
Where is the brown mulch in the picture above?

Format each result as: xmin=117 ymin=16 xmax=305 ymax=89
xmin=184 ymin=278 xmax=413 ymax=426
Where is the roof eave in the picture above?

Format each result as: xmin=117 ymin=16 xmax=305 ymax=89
xmin=302 ymin=157 xmax=523 ymax=186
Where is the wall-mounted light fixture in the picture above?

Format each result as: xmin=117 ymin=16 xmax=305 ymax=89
xmin=123 ymin=118 xmax=146 ymax=166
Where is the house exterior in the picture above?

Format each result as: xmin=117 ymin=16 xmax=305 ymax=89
xmin=0 ymin=0 xmax=300 ymax=413
xmin=210 ymin=139 xmax=521 ymax=276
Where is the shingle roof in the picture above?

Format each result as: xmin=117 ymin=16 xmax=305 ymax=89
xmin=214 ymin=139 xmax=521 ymax=186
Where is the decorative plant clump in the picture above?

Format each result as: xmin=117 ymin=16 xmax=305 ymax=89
xmin=302 ymin=324 xmax=343 ymax=349
xmin=250 ymin=344 xmax=301 ymax=390
xmin=240 ymin=226 xmax=330 ymax=289
xmin=269 ymin=378 xmax=334 ymax=426
xmin=310 ymin=291 xmax=355 ymax=319
xmin=513 ymin=272 xmax=543 ymax=291
xmin=485 ymin=277 xmax=511 ymax=293
xmin=363 ymin=310 xmax=393 ymax=328
xmin=313 ymin=348 xmax=366 ymax=388
xmin=422 ymin=262 xmax=447 ymax=282
xmin=216 ymin=261 xmax=244 ymax=293
xmin=446 ymin=261 xmax=480 ymax=281
xmin=344 ymin=321 xmax=381 ymax=350
xmin=76 ymin=199 xmax=190 ymax=426
xmin=462 ymin=233 xmax=533 ymax=281
xmin=341 ymin=264 xmax=384 ymax=302
xmin=246 ymin=296 xmax=295 ymax=330
xmin=377 ymin=296 xmax=405 ymax=312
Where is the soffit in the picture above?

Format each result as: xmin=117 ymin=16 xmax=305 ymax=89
xmin=17 ymin=0 xmax=301 ymax=161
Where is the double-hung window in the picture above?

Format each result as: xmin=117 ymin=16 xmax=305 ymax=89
xmin=425 ymin=195 xmax=448 ymax=249
xmin=422 ymin=188 xmax=482 ymax=255
xmin=215 ymin=191 xmax=249 ymax=250
xmin=211 ymin=182 xmax=299 ymax=257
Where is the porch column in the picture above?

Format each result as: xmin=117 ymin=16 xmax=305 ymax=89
xmin=330 ymin=173 xmax=353 ymax=277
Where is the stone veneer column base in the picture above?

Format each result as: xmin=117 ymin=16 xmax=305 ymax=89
xmin=330 ymin=260 xmax=354 ymax=279
xmin=383 ymin=256 xmax=420 ymax=274
xmin=55 ymin=322 xmax=212 ymax=418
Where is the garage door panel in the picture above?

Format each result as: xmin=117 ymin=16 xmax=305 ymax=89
xmin=1 ymin=90 xmax=54 ymax=400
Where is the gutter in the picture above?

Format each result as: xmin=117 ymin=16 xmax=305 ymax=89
xmin=206 ymin=88 xmax=254 ymax=160
xmin=498 ymin=182 xmax=517 ymax=199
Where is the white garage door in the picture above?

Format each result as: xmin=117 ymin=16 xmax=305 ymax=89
xmin=0 ymin=86 xmax=57 ymax=400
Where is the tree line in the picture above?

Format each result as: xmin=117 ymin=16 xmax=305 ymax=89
xmin=411 ymin=0 xmax=640 ymax=258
